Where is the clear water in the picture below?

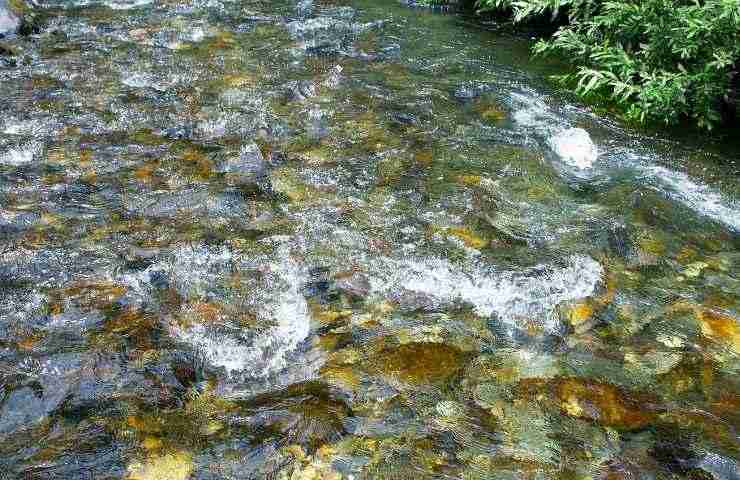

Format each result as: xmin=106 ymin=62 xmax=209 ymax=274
xmin=0 ymin=0 xmax=738 ymax=478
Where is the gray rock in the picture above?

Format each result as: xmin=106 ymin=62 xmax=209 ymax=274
xmin=335 ymin=272 xmax=370 ymax=299
xmin=0 ymin=353 xmax=83 ymax=437
xmin=284 ymin=79 xmax=317 ymax=102
xmin=216 ymin=143 xmax=269 ymax=188
xmin=391 ymin=288 xmax=444 ymax=312
xmin=0 ymin=0 xmax=20 ymax=37
xmin=286 ymin=17 xmax=353 ymax=55
xmin=306 ymin=107 xmax=329 ymax=140
xmin=65 ymin=351 xmax=197 ymax=415
xmin=128 ymin=187 xmax=212 ymax=218
xmin=286 ymin=13 xmax=381 ymax=56
xmin=452 ymin=82 xmax=496 ymax=101
xmin=322 ymin=6 xmax=355 ymax=20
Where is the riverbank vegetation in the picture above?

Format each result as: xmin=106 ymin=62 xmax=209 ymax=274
xmin=424 ymin=0 xmax=740 ymax=131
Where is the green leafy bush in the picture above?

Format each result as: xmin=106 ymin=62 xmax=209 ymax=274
xmin=477 ymin=0 xmax=740 ymax=129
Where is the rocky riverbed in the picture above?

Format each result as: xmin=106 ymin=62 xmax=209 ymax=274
xmin=0 ymin=0 xmax=738 ymax=478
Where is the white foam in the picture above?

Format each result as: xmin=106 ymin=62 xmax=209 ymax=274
xmin=171 ymin=247 xmax=311 ymax=378
xmin=646 ymin=165 xmax=740 ymax=231
xmin=103 ymin=0 xmax=153 ymax=9
xmin=121 ymin=72 xmax=168 ymax=91
xmin=547 ymin=128 xmax=598 ymax=170
xmin=371 ymin=255 xmax=603 ymax=330
xmin=510 ymin=91 xmax=557 ymax=128
xmin=0 ymin=142 xmax=42 ymax=166
xmin=0 ymin=0 xmax=19 ymax=36
xmin=166 ymin=244 xmax=234 ymax=298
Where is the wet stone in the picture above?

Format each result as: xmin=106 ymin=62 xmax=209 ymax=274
xmin=367 ymin=342 xmax=466 ymax=384
xmin=334 ymin=271 xmax=370 ymax=300
xmin=0 ymin=352 xmax=84 ymax=438
xmin=0 ymin=0 xmax=737 ymax=475
xmin=215 ymin=142 xmax=269 ymax=189
xmin=283 ymin=79 xmax=318 ymax=102
xmin=552 ymin=377 xmax=658 ymax=430
xmin=64 ymin=351 xmax=194 ymax=415
xmin=286 ymin=17 xmax=354 ymax=55
xmin=452 ymin=82 xmax=496 ymax=102
xmin=237 ymin=381 xmax=352 ymax=454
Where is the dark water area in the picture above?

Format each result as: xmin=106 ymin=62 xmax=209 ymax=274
xmin=0 ymin=0 xmax=738 ymax=478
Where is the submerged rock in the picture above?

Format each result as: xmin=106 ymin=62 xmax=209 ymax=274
xmin=238 ymin=381 xmax=352 ymax=453
xmin=335 ymin=271 xmax=370 ymax=299
xmin=127 ymin=450 xmax=193 ymax=480
xmin=452 ymin=82 xmax=495 ymax=102
xmin=367 ymin=342 xmax=465 ymax=384
xmin=286 ymin=17 xmax=353 ymax=55
xmin=0 ymin=352 xmax=83 ymax=437
xmin=283 ymin=79 xmax=317 ymax=102
xmin=286 ymin=14 xmax=379 ymax=55
xmin=216 ymin=143 xmax=269 ymax=189
xmin=553 ymin=377 xmax=657 ymax=430
xmin=547 ymin=127 xmax=598 ymax=169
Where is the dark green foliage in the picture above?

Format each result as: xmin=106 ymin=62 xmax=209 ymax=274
xmin=477 ymin=0 xmax=740 ymax=129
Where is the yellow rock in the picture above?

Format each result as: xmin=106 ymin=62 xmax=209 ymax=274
xmin=562 ymin=301 xmax=599 ymax=334
xmin=271 ymin=168 xmax=320 ymax=202
xmin=200 ymin=419 xmax=223 ymax=436
xmin=367 ymin=342 xmax=465 ymax=384
xmin=46 ymin=147 xmax=66 ymax=163
xmin=79 ymin=149 xmax=93 ymax=166
xmin=180 ymin=147 xmax=213 ymax=179
xmin=455 ymin=174 xmax=482 ymax=186
xmin=312 ymin=306 xmax=352 ymax=325
xmin=683 ymin=261 xmax=708 ymax=278
xmin=17 ymin=334 xmax=41 ymax=351
xmin=565 ymin=302 xmax=593 ymax=328
xmin=554 ymin=378 xmax=655 ymax=430
xmin=473 ymin=98 xmax=507 ymax=123
xmin=64 ymin=281 xmax=126 ymax=311
xmin=320 ymin=365 xmax=360 ymax=389
xmin=133 ymin=162 xmax=158 ymax=182
xmin=222 ymin=73 xmax=257 ymax=87
xmin=637 ymin=231 xmax=665 ymax=256
xmin=141 ymin=436 xmax=163 ymax=452
xmin=299 ymin=147 xmax=334 ymax=166
xmin=697 ymin=308 xmax=740 ymax=354
xmin=126 ymin=415 xmax=162 ymax=434
xmin=210 ymin=31 xmax=236 ymax=49
xmin=414 ymin=149 xmax=433 ymax=167
xmin=676 ymin=246 xmax=698 ymax=264
xmin=446 ymin=226 xmax=488 ymax=249
xmin=127 ymin=451 xmax=193 ymax=480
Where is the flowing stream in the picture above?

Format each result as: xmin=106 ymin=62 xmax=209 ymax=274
xmin=0 ymin=0 xmax=738 ymax=478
